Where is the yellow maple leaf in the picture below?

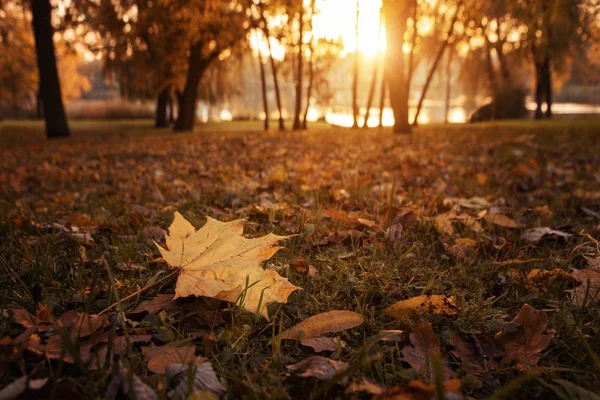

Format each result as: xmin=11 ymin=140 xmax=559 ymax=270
xmin=157 ymin=212 xmax=300 ymax=319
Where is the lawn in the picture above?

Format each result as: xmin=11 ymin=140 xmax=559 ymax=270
xmin=1 ymin=119 xmax=600 ymax=399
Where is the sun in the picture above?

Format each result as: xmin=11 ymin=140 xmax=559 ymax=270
xmin=312 ymin=0 xmax=386 ymax=57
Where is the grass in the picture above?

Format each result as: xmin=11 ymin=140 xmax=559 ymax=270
xmin=1 ymin=118 xmax=600 ymax=398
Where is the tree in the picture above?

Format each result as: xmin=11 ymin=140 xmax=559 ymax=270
xmin=509 ymin=0 xmax=591 ymax=119
xmin=30 ymin=0 xmax=70 ymax=138
xmin=383 ymin=0 xmax=415 ymax=134
xmin=292 ymin=1 xmax=304 ymax=130
xmin=412 ymin=0 xmax=463 ymax=125
xmin=0 ymin=4 xmax=38 ymax=118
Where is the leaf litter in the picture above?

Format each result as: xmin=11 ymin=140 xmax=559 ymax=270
xmin=2 ymin=122 xmax=600 ymax=398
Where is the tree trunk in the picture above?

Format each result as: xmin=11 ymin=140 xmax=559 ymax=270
xmin=544 ymin=57 xmax=552 ymax=118
xmin=534 ymin=60 xmax=544 ymax=120
xmin=293 ymin=6 xmax=304 ymax=130
xmin=30 ymin=0 xmax=70 ymax=139
xmin=444 ymin=47 xmax=453 ymax=124
xmin=174 ymin=42 xmax=215 ymax=132
xmin=167 ymin=94 xmax=175 ymax=123
xmin=362 ymin=6 xmax=384 ymax=129
xmin=155 ymin=88 xmax=169 ymax=128
xmin=412 ymin=0 xmax=461 ymax=126
xmin=258 ymin=51 xmax=269 ymax=131
xmin=264 ymin=26 xmax=285 ymax=131
xmin=378 ymin=68 xmax=387 ymax=128
xmin=351 ymin=0 xmax=360 ymax=128
xmin=384 ymin=1 xmax=412 ymax=134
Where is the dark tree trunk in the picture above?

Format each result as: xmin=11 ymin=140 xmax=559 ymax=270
xmin=167 ymin=94 xmax=175 ymax=123
xmin=544 ymin=57 xmax=552 ymax=118
xmin=351 ymin=0 xmax=360 ymax=128
xmin=362 ymin=7 xmax=384 ymax=129
xmin=30 ymin=0 xmax=70 ymax=139
xmin=264 ymin=25 xmax=285 ymax=131
xmin=534 ymin=60 xmax=544 ymax=120
xmin=174 ymin=43 xmax=214 ymax=132
xmin=412 ymin=0 xmax=461 ymax=125
xmin=155 ymin=88 xmax=169 ymax=128
xmin=258 ymin=52 xmax=269 ymax=131
xmin=293 ymin=6 xmax=304 ymax=130
xmin=384 ymin=0 xmax=411 ymax=134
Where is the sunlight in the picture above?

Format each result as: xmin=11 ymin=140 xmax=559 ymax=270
xmin=312 ymin=0 xmax=385 ymax=56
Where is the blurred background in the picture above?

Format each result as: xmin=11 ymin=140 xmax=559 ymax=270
xmin=1 ymin=0 xmax=599 ymax=136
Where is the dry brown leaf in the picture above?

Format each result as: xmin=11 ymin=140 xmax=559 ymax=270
xmin=9 ymin=309 xmax=39 ymax=329
xmin=568 ymin=268 xmax=600 ymax=306
xmin=300 ymin=336 xmax=337 ymax=352
xmin=485 ymin=214 xmax=521 ymax=228
xmin=166 ymin=362 xmax=227 ymax=399
xmin=434 ymin=214 xmax=454 ymax=236
xmin=142 ymin=343 xmax=203 ymax=374
xmin=157 ymin=212 xmax=300 ymax=319
xmin=495 ymin=304 xmax=554 ymax=370
xmin=132 ymin=294 xmax=177 ymax=314
xmin=286 ymin=356 xmax=349 ymax=382
xmin=105 ymin=360 xmax=158 ymax=400
xmin=384 ymin=295 xmax=457 ymax=319
xmin=521 ymin=227 xmax=572 ymax=242
xmin=277 ymin=310 xmax=364 ymax=340
xmin=346 ymin=377 xmax=384 ymax=395
xmin=401 ymin=324 xmax=456 ymax=378
xmin=374 ymin=379 xmax=463 ymax=400
xmin=449 ymin=335 xmax=500 ymax=392
xmin=323 ymin=208 xmax=357 ymax=224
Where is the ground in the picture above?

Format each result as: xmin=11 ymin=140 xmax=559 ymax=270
xmin=1 ymin=119 xmax=600 ymax=399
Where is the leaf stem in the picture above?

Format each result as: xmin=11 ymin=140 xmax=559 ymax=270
xmin=97 ymin=269 xmax=179 ymax=316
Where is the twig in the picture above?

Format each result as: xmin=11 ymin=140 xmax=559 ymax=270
xmin=97 ymin=269 xmax=179 ymax=316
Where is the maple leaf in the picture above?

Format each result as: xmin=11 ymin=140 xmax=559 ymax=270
xmin=157 ymin=212 xmax=300 ymax=319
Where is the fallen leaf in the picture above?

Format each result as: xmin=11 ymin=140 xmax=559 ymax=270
xmin=573 ymin=189 xmax=600 ymax=201
xmin=495 ymin=304 xmax=554 ymax=370
xmin=142 ymin=343 xmax=202 ymax=374
xmin=277 ymin=310 xmax=364 ymax=340
xmin=374 ymin=379 xmax=463 ymax=400
xmin=290 ymin=256 xmax=309 ymax=274
xmin=319 ymin=229 xmax=365 ymax=245
xmin=142 ymin=226 xmax=167 ymax=241
xmin=568 ymin=267 xmax=600 ymax=306
xmin=0 ymin=376 xmax=49 ymax=400
xmin=300 ymin=336 xmax=337 ymax=352
xmin=166 ymin=362 xmax=227 ymax=399
xmin=286 ymin=356 xmax=349 ymax=382
xmin=105 ymin=360 xmax=158 ymax=400
xmin=434 ymin=214 xmax=454 ymax=236
xmin=401 ymin=324 xmax=456 ymax=378
xmin=449 ymin=335 xmax=500 ymax=391
xmin=527 ymin=269 xmax=574 ymax=284
xmin=384 ymin=295 xmax=457 ymax=319
xmin=485 ymin=214 xmax=521 ymax=228
xmin=346 ymin=376 xmax=384 ymax=395
xmin=132 ymin=294 xmax=177 ymax=314
xmin=521 ymin=227 xmax=572 ymax=242
xmin=9 ymin=309 xmax=39 ymax=329
xmin=157 ymin=212 xmax=300 ymax=319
